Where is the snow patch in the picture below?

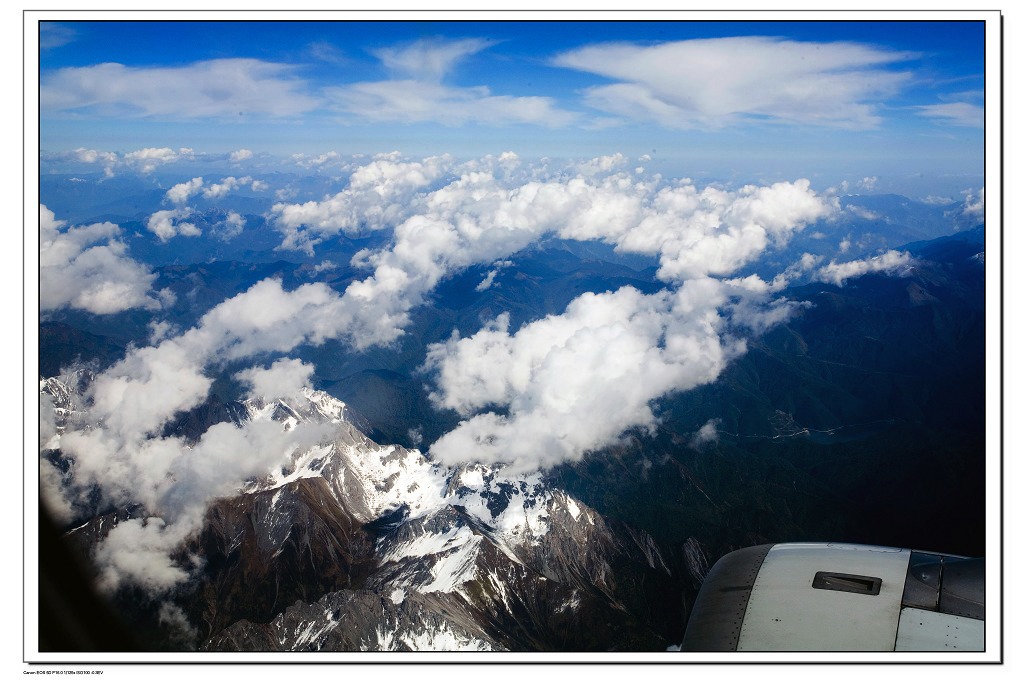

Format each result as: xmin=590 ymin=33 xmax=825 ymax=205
xmin=420 ymin=534 xmax=481 ymax=594
xmin=374 ymin=623 xmax=493 ymax=651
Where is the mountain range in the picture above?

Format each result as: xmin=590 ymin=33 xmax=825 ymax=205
xmin=37 ymin=193 xmax=986 ymax=651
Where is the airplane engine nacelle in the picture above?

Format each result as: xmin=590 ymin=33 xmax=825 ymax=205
xmin=681 ymin=542 xmax=984 ymax=652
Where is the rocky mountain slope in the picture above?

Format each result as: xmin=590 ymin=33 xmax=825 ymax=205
xmin=41 ymin=380 xmax=674 ymax=651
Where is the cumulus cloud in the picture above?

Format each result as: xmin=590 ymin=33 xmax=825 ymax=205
xmin=202 ymin=176 xmax=254 ymax=199
xmin=266 ymin=154 xmax=837 ymax=470
xmin=291 ymin=151 xmax=343 ymax=169
xmin=229 ymin=148 xmax=254 ymax=162
xmin=71 ymin=147 xmax=118 ymax=176
xmin=553 ymin=37 xmax=913 ymax=129
xmin=424 ymin=281 xmax=773 ymax=471
xmin=311 ymin=260 xmax=338 ymax=275
xmin=124 ymin=147 xmax=192 ymax=174
xmin=147 ymin=208 xmax=201 ymax=241
xmin=41 ymin=59 xmax=319 ymax=119
xmin=689 ymin=419 xmax=722 ymax=449
xmin=944 ymin=188 xmax=985 ymax=231
xmin=217 ymin=211 xmax=246 ymax=241
xmin=846 ymin=204 xmax=881 ymax=221
xmin=815 ymin=250 xmax=916 ymax=286
xmin=612 ymin=178 xmax=835 ymax=281
xmin=48 ymin=147 xmax=194 ymax=177
xmin=574 ymin=153 xmax=629 ymax=176
xmin=41 ymin=455 xmax=75 ymax=525
xmin=273 ymin=155 xmax=833 ymax=349
xmin=95 ymin=518 xmax=193 ymax=594
xmin=165 ymin=177 xmax=204 ymax=204
xmin=236 ymin=358 xmax=315 ymax=400
xmin=157 ymin=603 xmax=199 ymax=647
xmin=271 ymin=152 xmax=454 ymax=253
xmin=962 ymin=187 xmax=985 ymax=219
xmin=78 ymin=414 xmax=334 ymax=594
xmin=65 ymin=280 xmax=347 ymax=447
xmin=762 ymin=252 xmax=823 ymax=292
xmin=325 ymin=38 xmax=577 ymax=127
xmin=475 ymin=270 xmax=499 ymax=292
xmin=68 ymin=282 xmax=338 ymax=435
xmin=47 ymin=278 xmax=358 ymax=592
xmin=41 ymin=151 xmax=919 ymax=580
xmin=40 ymin=205 xmax=163 ymax=315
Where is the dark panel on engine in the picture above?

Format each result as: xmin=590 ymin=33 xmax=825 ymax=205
xmin=901 ymin=551 xmax=942 ymax=611
xmin=939 ymin=557 xmax=985 ymax=620
xmin=680 ymin=543 xmax=775 ymax=652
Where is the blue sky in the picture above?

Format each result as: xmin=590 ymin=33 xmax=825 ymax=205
xmin=38 ymin=19 xmax=986 ymax=192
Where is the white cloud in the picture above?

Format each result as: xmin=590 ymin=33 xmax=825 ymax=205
xmin=475 ymin=270 xmax=499 ymax=292
xmin=165 ymin=177 xmax=204 ymax=204
xmin=553 ymin=37 xmax=913 ymax=129
xmin=325 ymin=38 xmax=577 ymax=128
xmin=51 ymin=147 xmax=192 ymax=177
xmin=49 ymin=278 xmax=357 ymax=591
xmin=72 ymin=147 xmax=118 ymax=176
xmin=916 ymin=102 xmax=984 ymax=128
xmin=218 ymin=211 xmax=246 ymax=240
xmin=65 ymin=279 xmax=348 ymax=450
xmin=202 ymin=176 xmax=252 ymax=199
xmin=374 ymin=37 xmax=495 ymax=82
xmin=574 ymin=152 xmax=629 ymax=176
xmin=425 ymin=282 xmax=761 ymax=472
xmin=291 ymin=151 xmax=342 ymax=169
xmin=689 ymin=419 xmax=722 ymax=449
xmin=284 ymin=155 xmax=832 ymax=348
xmin=146 ymin=208 xmax=201 ymax=241
xmin=162 ymin=419 xmax=332 ymax=518
xmin=615 ymin=179 xmax=835 ymax=281
xmin=124 ymin=147 xmax=190 ymax=174
xmin=307 ymin=41 xmax=348 ymax=66
xmin=182 ymin=278 xmax=353 ymax=361
xmin=846 ymin=204 xmax=881 ymax=221
xmin=229 ymin=148 xmax=254 ymax=162
xmin=40 ymin=23 xmax=76 ymax=50
xmin=40 ymin=205 xmax=162 ymax=315
xmin=328 ymin=79 xmax=577 ymax=127
xmin=157 ymin=603 xmax=199 ymax=647
xmin=962 ymin=187 xmax=985 ymax=218
xmin=41 ymin=59 xmax=320 ymax=119
xmin=271 ymin=152 xmax=454 ymax=253
xmin=764 ymin=252 xmax=823 ymax=292
xmin=41 ymin=149 xmax=867 ymax=582
xmin=41 ymin=392 xmax=75 ymax=522
xmin=235 ymin=358 xmax=315 ymax=400
xmin=43 ymin=154 xmax=847 ymax=559
xmin=815 ymin=250 xmax=916 ymax=286
xmin=95 ymin=518 xmax=193 ymax=594
xmin=311 ymin=260 xmax=337 ymax=274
